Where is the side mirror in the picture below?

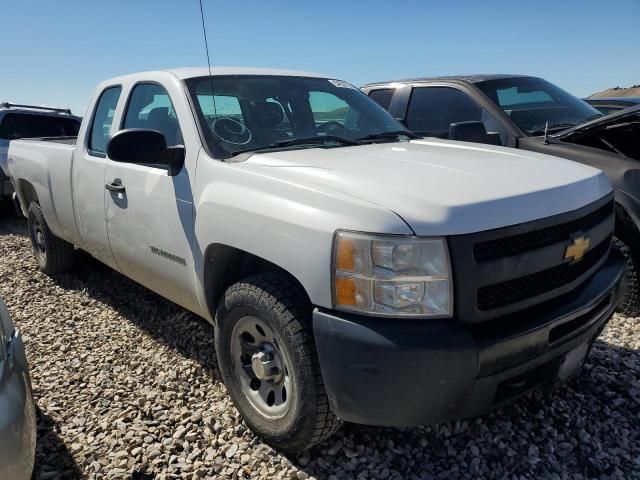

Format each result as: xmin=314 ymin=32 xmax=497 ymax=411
xmin=449 ymin=121 xmax=502 ymax=146
xmin=107 ymin=129 xmax=185 ymax=176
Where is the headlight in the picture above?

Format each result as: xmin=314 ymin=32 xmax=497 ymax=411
xmin=332 ymin=231 xmax=452 ymax=317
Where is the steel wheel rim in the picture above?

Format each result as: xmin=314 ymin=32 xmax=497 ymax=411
xmin=230 ymin=315 xmax=292 ymax=419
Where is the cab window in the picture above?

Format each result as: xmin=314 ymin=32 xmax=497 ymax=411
xmin=406 ymin=87 xmax=482 ymax=137
xmin=88 ymin=86 xmax=121 ymax=156
xmin=406 ymin=86 xmax=506 ymax=144
xmin=123 ymin=83 xmax=183 ymax=146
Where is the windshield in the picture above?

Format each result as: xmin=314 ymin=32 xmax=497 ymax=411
xmin=185 ymin=75 xmax=410 ymax=158
xmin=475 ymin=77 xmax=603 ymax=135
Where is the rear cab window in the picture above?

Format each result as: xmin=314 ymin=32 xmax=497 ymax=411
xmin=88 ymin=86 xmax=122 ymax=156
xmin=0 ymin=113 xmax=80 ymax=140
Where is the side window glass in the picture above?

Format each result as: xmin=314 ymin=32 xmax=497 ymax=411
xmin=88 ymin=86 xmax=121 ymax=156
xmin=406 ymin=87 xmax=482 ymax=137
xmin=123 ymin=84 xmax=183 ymax=146
xmin=368 ymin=89 xmax=394 ymax=111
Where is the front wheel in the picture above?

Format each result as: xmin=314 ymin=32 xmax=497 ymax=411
xmin=27 ymin=203 xmax=75 ymax=274
xmin=215 ymin=272 xmax=340 ymax=452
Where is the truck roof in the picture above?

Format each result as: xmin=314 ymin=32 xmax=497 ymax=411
xmin=362 ymin=74 xmax=533 ymax=88
xmin=123 ymin=67 xmax=330 ymax=81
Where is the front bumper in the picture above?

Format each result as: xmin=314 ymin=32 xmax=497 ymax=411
xmin=313 ymin=249 xmax=624 ymax=427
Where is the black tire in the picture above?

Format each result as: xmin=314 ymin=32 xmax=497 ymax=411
xmin=215 ymin=272 xmax=340 ymax=452
xmin=0 ymin=198 xmax=11 ymax=217
xmin=614 ymin=230 xmax=640 ymax=317
xmin=27 ymin=202 xmax=75 ymax=274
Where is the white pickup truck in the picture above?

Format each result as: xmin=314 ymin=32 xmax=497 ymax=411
xmin=8 ymin=67 xmax=624 ymax=452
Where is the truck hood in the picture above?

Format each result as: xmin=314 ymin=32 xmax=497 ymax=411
xmin=243 ymin=139 xmax=611 ymax=235
xmin=554 ymin=105 xmax=640 ymax=161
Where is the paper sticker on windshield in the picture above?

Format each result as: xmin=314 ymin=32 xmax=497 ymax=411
xmin=328 ymin=79 xmax=357 ymax=90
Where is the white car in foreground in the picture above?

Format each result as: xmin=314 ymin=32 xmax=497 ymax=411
xmin=0 ymin=298 xmax=36 ymax=479
xmin=7 ymin=67 xmax=624 ymax=452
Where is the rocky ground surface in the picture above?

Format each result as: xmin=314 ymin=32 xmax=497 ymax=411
xmin=1 ymin=214 xmax=639 ymax=480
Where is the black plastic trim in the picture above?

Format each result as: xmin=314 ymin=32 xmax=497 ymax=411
xmin=448 ymin=194 xmax=614 ymax=322
xmin=313 ymin=249 xmax=623 ymax=427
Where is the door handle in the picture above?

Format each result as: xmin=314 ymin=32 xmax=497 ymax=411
xmin=105 ymin=178 xmax=126 ymax=193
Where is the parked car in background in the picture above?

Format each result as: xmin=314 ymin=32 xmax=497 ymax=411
xmin=0 ymin=103 xmax=81 ymax=213
xmin=363 ymin=75 xmax=640 ymax=317
xmin=8 ymin=67 xmax=624 ymax=452
xmin=0 ymin=298 xmax=36 ymax=480
xmin=584 ymin=97 xmax=640 ymax=115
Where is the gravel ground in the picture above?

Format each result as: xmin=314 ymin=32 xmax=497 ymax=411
xmin=1 ymin=214 xmax=639 ymax=480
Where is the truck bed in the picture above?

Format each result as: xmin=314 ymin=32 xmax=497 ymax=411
xmin=8 ymin=137 xmax=81 ymax=244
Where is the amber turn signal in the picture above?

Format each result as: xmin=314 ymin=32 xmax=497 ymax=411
xmin=335 ymin=277 xmax=357 ymax=306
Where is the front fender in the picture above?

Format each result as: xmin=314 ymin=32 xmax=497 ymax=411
xmin=193 ymin=158 xmax=412 ymax=309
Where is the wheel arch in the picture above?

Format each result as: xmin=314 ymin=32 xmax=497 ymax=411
xmin=615 ymin=199 xmax=640 ymax=236
xmin=16 ymin=179 xmax=38 ymax=215
xmin=203 ymin=243 xmax=312 ymax=323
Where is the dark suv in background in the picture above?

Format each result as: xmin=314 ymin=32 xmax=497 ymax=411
xmin=362 ymin=75 xmax=640 ymax=316
xmin=0 ymin=103 xmax=81 ymax=213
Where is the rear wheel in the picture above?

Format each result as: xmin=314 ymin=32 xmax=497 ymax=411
xmin=215 ymin=272 xmax=340 ymax=452
xmin=27 ymin=203 xmax=75 ymax=274
xmin=614 ymin=229 xmax=640 ymax=318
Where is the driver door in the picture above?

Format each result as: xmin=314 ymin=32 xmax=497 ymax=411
xmin=104 ymin=82 xmax=199 ymax=312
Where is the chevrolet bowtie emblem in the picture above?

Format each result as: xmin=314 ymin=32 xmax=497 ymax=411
xmin=565 ymin=236 xmax=590 ymax=263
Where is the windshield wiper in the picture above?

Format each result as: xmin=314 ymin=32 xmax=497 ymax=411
xmin=356 ymin=130 xmax=420 ymax=142
xmin=267 ymin=135 xmax=359 ymax=148
xmin=231 ymin=135 xmax=358 ymax=157
xmin=529 ymin=122 xmax=578 ymax=136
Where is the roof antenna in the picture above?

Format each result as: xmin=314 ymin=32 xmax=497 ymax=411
xmin=198 ymin=0 xmax=219 ymax=134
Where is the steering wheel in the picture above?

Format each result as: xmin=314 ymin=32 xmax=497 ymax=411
xmin=211 ymin=117 xmax=252 ymax=145
xmin=316 ymin=121 xmax=346 ymax=134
